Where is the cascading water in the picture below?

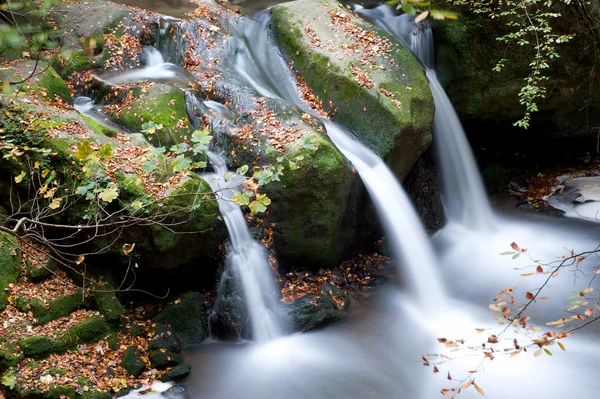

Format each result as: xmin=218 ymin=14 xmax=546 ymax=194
xmin=189 ymin=93 xmax=286 ymax=342
xmin=356 ymin=6 xmax=494 ymax=230
xmin=232 ymin=14 xmax=446 ymax=312
xmin=91 ymin=47 xmax=285 ymax=342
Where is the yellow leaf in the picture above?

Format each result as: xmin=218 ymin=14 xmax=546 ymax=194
xmin=14 ymin=171 xmax=26 ymax=183
xmin=48 ymin=197 xmax=62 ymax=210
xmin=75 ymin=255 xmax=85 ymax=265
xmin=473 ymin=381 xmax=485 ymax=396
xmin=41 ymin=169 xmax=50 ymax=178
xmin=414 ymin=10 xmax=429 ymax=24
xmin=122 ymin=243 xmax=135 ymax=256
xmin=557 ymin=342 xmax=566 ymax=351
xmin=534 ymin=348 xmax=543 ymax=357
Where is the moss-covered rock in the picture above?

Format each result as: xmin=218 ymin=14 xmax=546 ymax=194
xmin=121 ymin=347 xmax=145 ymax=377
xmin=149 ymin=350 xmax=183 ymax=370
xmin=155 ymin=292 xmax=207 ymax=346
xmin=271 ymin=0 xmax=434 ymax=179
xmin=159 ymin=364 xmax=191 ymax=382
xmin=0 ymin=234 xmax=21 ymax=312
xmin=1 ymin=61 xmax=73 ymax=105
xmin=15 ymin=296 xmax=48 ymax=319
xmin=37 ymin=291 xmax=86 ymax=325
xmin=25 ymin=257 xmax=54 ymax=282
xmin=266 ymin=133 xmax=353 ymax=267
xmin=114 ymin=84 xmax=192 ymax=146
xmin=288 ymin=293 xmax=348 ymax=332
xmin=19 ymin=335 xmax=55 ymax=358
xmin=434 ymin=4 xmax=600 ymax=141
xmin=149 ymin=324 xmax=182 ymax=353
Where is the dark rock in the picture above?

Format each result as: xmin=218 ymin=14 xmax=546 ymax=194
xmin=149 ymin=350 xmax=183 ymax=369
xmin=288 ymin=294 xmax=348 ymax=332
xmin=121 ymin=347 xmax=145 ymax=377
xmin=0 ymin=235 xmax=22 ymax=312
xmin=159 ymin=364 xmax=192 ymax=382
xmin=517 ymin=200 xmax=565 ymax=217
xmin=211 ymin=269 xmax=248 ymax=339
xmin=482 ymin=164 xmax=509 ymax=194
xmin=155 ymin=292 xmax=208 ymax=346
xmin=360 ymin=274 xmax=389 ymax=291
xmin=318 ymin=283 xmax=350 ymax=311
xmin=163 ymin=385 xmax=189 ymax=399
xmin=149 ymin=324 xmax=182 ymax=353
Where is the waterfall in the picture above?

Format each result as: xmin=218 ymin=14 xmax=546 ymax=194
xmin=91 ymin=47 xmax=285 ymax=342
xmin=356 ymin=6 xmax=495 ymax=230
xmin=189 ymin=92 xmax=286 ymax=343
xmin=233 ymin=15 xmax=447 ymax=311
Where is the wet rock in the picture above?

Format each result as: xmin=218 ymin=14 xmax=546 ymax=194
xmin=211 ymin=269 xmax=248 ymax=339
xmin=149 ymin=350 xmax=183 ymax=369
xmin=163 ymin=385 xmax=189 ymax=399
xmin=288 ymin=293 xmax=349 ymax=332
xmin=517 ymin=200 xmax=565 ymax=217
xmin=555 ymin=176 xmax=600 ymax=203
xmin=149 ymin=324 xmax=183 ymax=353
xmin=159 ymin=364 xmax=192 ymax=382
xmin=121 ymin=347 xmax=145 ymax=377
xmin=155 ymin=292 xmax=208 ymax=346
xmin=271 ymin=0 xmax=434 ymax=179
xmin=482 ymin=163 xmax=509 ymax=194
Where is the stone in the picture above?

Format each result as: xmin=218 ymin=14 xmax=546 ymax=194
xmin=159 ymin=364 xmax=192 ymax=382
xmin=149 ymin=350 xmax=183 ymax=369
xmin=121 ymin=347 xmax=145 ymax=377
xmin=155 ymin=292 xmax=208 ymax=346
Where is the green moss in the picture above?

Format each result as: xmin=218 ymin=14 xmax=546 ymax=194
xmin=91 ymin=288 xmax=126 ymax=325
xmin=0 ymin=234 xmax=21 ymax=311
xmin=38 ymin=291 xmax=87 ymax=325
xmin=15 ymin=296 xmax=48 ymax=319
xmin=0 ymin=341 xmax=24 ymax=368
xmin=67 ymin=315 xmax=111 ymax=344
xmin=267 ymin=133 xmax=352 ymax=267
xmin=37 ymin=66 xmax=73 ymax=105
xmin=115 ymin=85 xmax=191 ymax=145
xmin=271 ymin=2 xmax=433 ymax=167
xmin=19 ymin=336 xmax=55 ymax=357
xmin=25 ymin=257 xmax=54 ymax=281
xmin=149 ymin=350 xmax=182 ymax=369
xmin=45 ymin=367 xmax=68 ymax=377
xmin=121 ymin=347 xmax=145 ymax=377
xmin=82 ymin=116 xmax=118 ymax=138
xmin=48 ymin=384 xmax=78 ymax=399
xmin=155 ymin=292 xmax=207 ymax=346
xmin=159 ymin=364 xmax=191 ymax=382
xmin=52 ymin=50 xmax=95 ymax=80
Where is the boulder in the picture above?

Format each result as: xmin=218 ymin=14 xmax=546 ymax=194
xmin=159 ymin=364 xmax=192 ymax=382
xmin=434 ymin=4 xmax=600 ymax=142
xmin=288 ymin=293 xmax=349 ymax=332
xmin=121 ymin=347 xmax=145 ymax=377
xmin=271 ymin=0 xmax=434 ymax=179
xmin=155 ymin=292 xmax=209 ymax=346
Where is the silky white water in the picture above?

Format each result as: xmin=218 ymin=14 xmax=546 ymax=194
xmin=233 ymin=14 xmax=447 ymax=313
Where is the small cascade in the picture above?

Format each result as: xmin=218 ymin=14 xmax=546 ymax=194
xmin=94 ymin=46 xmax=194 ymax=86
xmin=73 ymin=96 xmax=128 ymax=132
xmin=90 ymin=47 xmax=285 ymax=342
xmin=189 ymin=94 xmax=286 ymax=342
xmin=356 ymin=6 xmax=494 ymax=230
xmin=233 ymin=15 xmax=447 ymax=311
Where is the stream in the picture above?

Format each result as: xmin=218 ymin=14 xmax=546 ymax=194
xmin=102 ymin=2 xmax=600 ymax=398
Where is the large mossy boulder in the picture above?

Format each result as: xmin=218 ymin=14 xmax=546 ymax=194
xmin=271 ymin=0 xmax=434 ymax=179
xmin=0 ymin=235 xmax=21 ymax=312
xmin=434 ymin=4 xmax=600 ymax=143
xmin=288 ymin=293 xmax=349 ymax=332
xmin=1 ymin=61 xmax=72 ymax=105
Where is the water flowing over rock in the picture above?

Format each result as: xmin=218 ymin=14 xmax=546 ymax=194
xmin=271 ymin=0 xmax=434 ymax=180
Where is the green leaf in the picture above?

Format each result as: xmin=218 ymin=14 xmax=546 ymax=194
xmin=142 ymin=160 xmax=156 ymax=173
xmin=254 ymin=169 xmax=273 ymax=185
xmin=191 ymin=129 xmax=212 ymax=152
xmin=152 ymin=147 xmax=166 ymax=155
xmin=171 ymin=155 xmax=192 ymax=172
xmin=231 ymin=191 xmax=250 ymax=206
xmin=236 ymin=165 xmax=249 ymax=175
xmin=500 ymin=251 xmax=516 ymax=255
xmin=170 ymin=143 xmax=189 ymax=154
xmin=249 ymin=193 xmax=271 ymax=214
xmin=298 ymin=135 xmax=318 ymax=152
xmin=512 ymin=253 xmax=521 ymax=259
xmin=98 ymin=143 xmax=112 ymax=160
xmin=48 ymin=197 xmax=62 ymax=209
xmin=544 ymin=349 xmax=552 ymax=356
xmin=266 ymin=146 xmax=277 ymax=157
xmin=2 ymin=373 xmax=16 ymax=390
xmin=98 ymin=187 xmax=118 ymax=203
xmin=401 ymin=1 xmax=416 ymax=15
xmin=224 ymin=172 xmax=235 ymax=183
xmin=76 ymin=141 xmax=93 ymax=161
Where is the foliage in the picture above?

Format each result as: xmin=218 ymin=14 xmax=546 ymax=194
xmin=0 ymin=0 xmax=59 ymax=59
xmin=391 ymin=0 xmax=585 ymax=128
